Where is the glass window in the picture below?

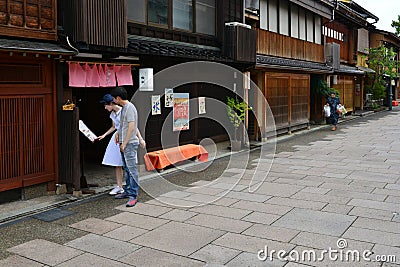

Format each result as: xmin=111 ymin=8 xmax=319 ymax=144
xmin=268 ymin=0 xmax=278 ymax=33
xmin=173 ymin=0 xmax=193 ymax=30
xmin=306 ymin=12 xmax=314 ymax=42
xmin=315 ymin=15 xmax=321 ymax=44
xmin=127 ymin=0 xmax=146 ymax=22
xmin=279 ymin=0 xmax=289 ymax=36
xmin=149 ymin=0 xmax=169 ymax=25
xmin=196 ymin=0 xmax=215 ymax=35
xmin=290 ymin=5 xmax=299 ymax=38
xmin=260 ymin=0 xmax=268 ymax=30
xmin=299 ymin=9 xmax=306 ymax=40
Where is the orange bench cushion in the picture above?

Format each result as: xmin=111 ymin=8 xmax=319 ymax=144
xmin=144 ymin=144 xmax=208 ymax=171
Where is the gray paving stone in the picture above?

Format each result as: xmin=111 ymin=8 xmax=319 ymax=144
xmin=69 ymin=218 xmax=122 ymax=235
xmin=226 ymin=252 xmax=286 ymax=267
xmin=272 ymin=208 xmax=356 ymax=236
xmin=211 ymin=197 xmax=240 ymax=207
xmin=320 ymin=183 xmax=374 ymax=193
xmin=185 ymin=187 xmax=227 ymax=196
xmin=349 ymin=207 xmax=395 ymax=221
xmin=350 ymin=180 xmax=387 ymax=189
xmin=300 ymin=187 xmax=331 ymax=195
xmin=115 ymin=202 xmax=172 ymax=217
xmin=190 ymin=244 xmax=241 ymax=265
xmin=190 ymin=204 xmax=252 ymax=219
xmin=57 ymin=253 xmax=131 ymax=267
xmin=0 ymin=255 xmax=44 ymax=267
xmin=321 ymin=172 xmax=349 ymax=179
xmin=65 ymin=233 xmax=140 ymax=260
xmin=253 ymin=183 xmax=304 ymax=198
xmin=120 ymin=247 xmax=204 ymax=267
xmin=103 ymin=225 xmax=148 ymax=241
xmin=160 ymin=190 xmax=192 ymax=199
xmin=290 ymin=192 xmax=351 ymax=205
xmin=184 ymin=193 xmax=221 ymax=203
xmin=148 ymin=196 xmax=203 ymax=208
xmin=213 ymin=233 xmax=295 ymax=254
xmin=327 ymin=190 xmax=387 ymax=202
xmin=303 ymin=175 xmax=352 ymax=185
xmin=105 ymin=212 xmax=169 ymax=230
xmin=352 ymin=217 xmax=400 ymax=234
xmin=343 ymin=227 xmax=400 ymax=247
xmin=347 ymin=199 xmax=400 ymax=212
xmin=243 ymin=224 xmax=299 ymax=242
xmin=373 ymin=188 xmax=400 ymax=197
xmin=159 ymin=209 xmax=198 ymax=222
xmin=385 ymin=196 xmax=400 ymax=204
xmin=266 ymin=197 xmax=327 ymax=210
xmin=7 ymin=239 xmax=83 ymax=266
xmin=273 ymin=178 xmax=323 ymax=187
xmin=221 ymin=191 xmax=272 ymax=202
xmin=230 ymin=200 xmax=293 ymax=216
xmin=209 ymin=182 xmax=247 ymax=192
xmin=347 ymin=172 xmax=398 ymax=184
xmin=322 ymin=203 xmax=353 ymax=214
xmin=241 ymin=211 xmax=281 ymax=225
xmin=130 ymin=221 xmax=224 ymax=256
xmin=186 ymin=213 xmax=253 ymax=233
xmin=385 ymin=184 xmax=400 ymax=191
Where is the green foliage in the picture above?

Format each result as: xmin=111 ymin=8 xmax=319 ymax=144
xmin=226 ymin=96 xmax=251 ymax=140
xmin=226 ymin=96 xmax=251 ymax=129
xmin=311 ymin=79 xmax=339 ymax=98
xmin=366 ymin=46 xmax=399 ymax=100
xmin=391 ymin=15 xmax=400 ymax=36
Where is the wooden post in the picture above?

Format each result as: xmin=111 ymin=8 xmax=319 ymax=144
xmin=72 ymin=107 xmax=82 ymax=197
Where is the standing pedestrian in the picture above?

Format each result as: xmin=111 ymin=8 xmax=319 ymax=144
xmin=110 ymin=87 xmax=146 ymax=207
xmin=326 ymin=91 xmax=341 ymax=131
xmin=97 ymin=94 xmax=124 ymax=195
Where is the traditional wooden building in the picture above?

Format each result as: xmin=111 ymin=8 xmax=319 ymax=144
xmin=369 ymin=29 xmax=400 ymax=100
xmin=57 ymin=0 xmax=257 ymax=182
xmin=0 ymin=0 xmax=74 ymax=197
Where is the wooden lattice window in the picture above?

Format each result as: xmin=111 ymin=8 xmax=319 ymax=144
xmin=0 ymin=96 xmax=45 ymax=181
xmin=266 ymin=76 xmax=289 ymax=128
xmin=291 ymin=77 xmax=309 ymax=124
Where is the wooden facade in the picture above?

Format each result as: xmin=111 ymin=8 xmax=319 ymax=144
xmin=332 ymin=76 xmax=355 ymax=113
xmin=257 ymin=29 xmax=324 ymax=63
xmin=0 ymin=0 xmax=57 ymax=40
xmin=0 ymin=54 xmax=57 ymax=192
xmin=59 ymin=0 xmax=127 ymax=48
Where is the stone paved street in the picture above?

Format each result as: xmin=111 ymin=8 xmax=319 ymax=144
xmin=1 ymin=110 xmax=400 ymax=266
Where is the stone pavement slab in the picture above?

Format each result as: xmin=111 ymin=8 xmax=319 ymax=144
xmin=115 ymin=202 xmax=172 ymax=217
xmin=119 ymin=247 xmax=204 ymax=267
xmin=242 ymin=224 xmax=300 ymax=243
xmin=105 ymin=212 xmax=169 ymax=230
xmin=272 ymin=208 xmax=356 ymax=236
xmin=7 ymin=239 xmax=83 ymax=266
xmin=103 ymin=225 xmax=148 ymax=241
xmin=343 ymin=227 xmax=400 ymax=247
xmin=129 ymin=221 xmax=225 ymax=256
xmin=226 ymin=252 xmax=286 ymax=266
xmin=241 ymin=211 xmax=281 ymax=225
xmin=159 ymin=209 xmax=198 ymax=222
xmin=185 ymin=213 xmax=253 ymax=233
xmin=57 ymin=253 xmax=131 ymax=267
xmin=65 ymin=233 xmax=140 ymax=260
xmin=189 ymin=204 xmax=252 ymax=219
xmin=190 ymin=244 xmax=241 ymax=265
xmin=0 ymin=255 xmax=45 ymax=267
xmin=69 ymin=217 xmax=122 ymax=235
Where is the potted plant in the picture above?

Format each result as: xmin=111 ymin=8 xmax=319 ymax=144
xmin=226 ymin=96 xmax=251 ymax=151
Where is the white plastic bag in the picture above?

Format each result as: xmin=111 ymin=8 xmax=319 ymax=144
xmin=324 ymin=105 xmax=331 ymax=117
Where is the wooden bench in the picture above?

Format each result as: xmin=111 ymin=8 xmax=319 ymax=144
xmin=144 ymin=144 xmax=208 ymax=171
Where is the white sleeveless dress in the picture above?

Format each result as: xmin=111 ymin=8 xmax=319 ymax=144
xmin=102 ymin=110 xmax=123 ymax=166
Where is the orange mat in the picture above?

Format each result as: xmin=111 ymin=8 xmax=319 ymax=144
xmin=144 ymin=144 xmax=208 ymax=171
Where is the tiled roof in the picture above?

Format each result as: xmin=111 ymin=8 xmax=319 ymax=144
xmin=127 ymin=35 xmax=231 ymax=61
xmin=0 ymin=38 xmax=76 ymax=54
xmin=256 ymin=54 xmax=332 ymax=73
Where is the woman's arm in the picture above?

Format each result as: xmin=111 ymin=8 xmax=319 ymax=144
xmin=137 ymin=130 xmax=146 ymax=148
xmin=97 ymin=121 xmax=116 ymax=141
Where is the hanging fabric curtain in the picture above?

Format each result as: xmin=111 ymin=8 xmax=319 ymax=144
xmin=115 ymin=65 xmax=133 ymax=86
xmin=68 ymin=62 xmax=86 ymax=87
xmin=85 ymin=63 xmax=100 ymax=87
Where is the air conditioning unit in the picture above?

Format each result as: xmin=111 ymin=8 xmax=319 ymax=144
xmin=325 ymin=42 xmax=340 ymax=70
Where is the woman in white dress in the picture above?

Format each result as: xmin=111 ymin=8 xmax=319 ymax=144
xmin=97 ymin=94 xmax=124 ymax=195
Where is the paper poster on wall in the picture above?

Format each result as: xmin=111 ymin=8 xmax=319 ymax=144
xmin=152 ymin=95 xmax=161 ymax=115
xmin=139 ymin=68 xmax=154 ymax=91
xmin=198 ymin=97 xmax=206 ymax=114
xmin=165 ymin=88 xmax=174 ymax=107
xmin=173 ymin=93 xmax=189 ymax=131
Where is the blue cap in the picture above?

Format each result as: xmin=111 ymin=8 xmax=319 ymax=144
xmin=100 ymin=94 xmax=114 ymax=104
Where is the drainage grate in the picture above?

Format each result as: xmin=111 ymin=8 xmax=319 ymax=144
xmin=31 ymin=208 xmax=75 ymax=222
